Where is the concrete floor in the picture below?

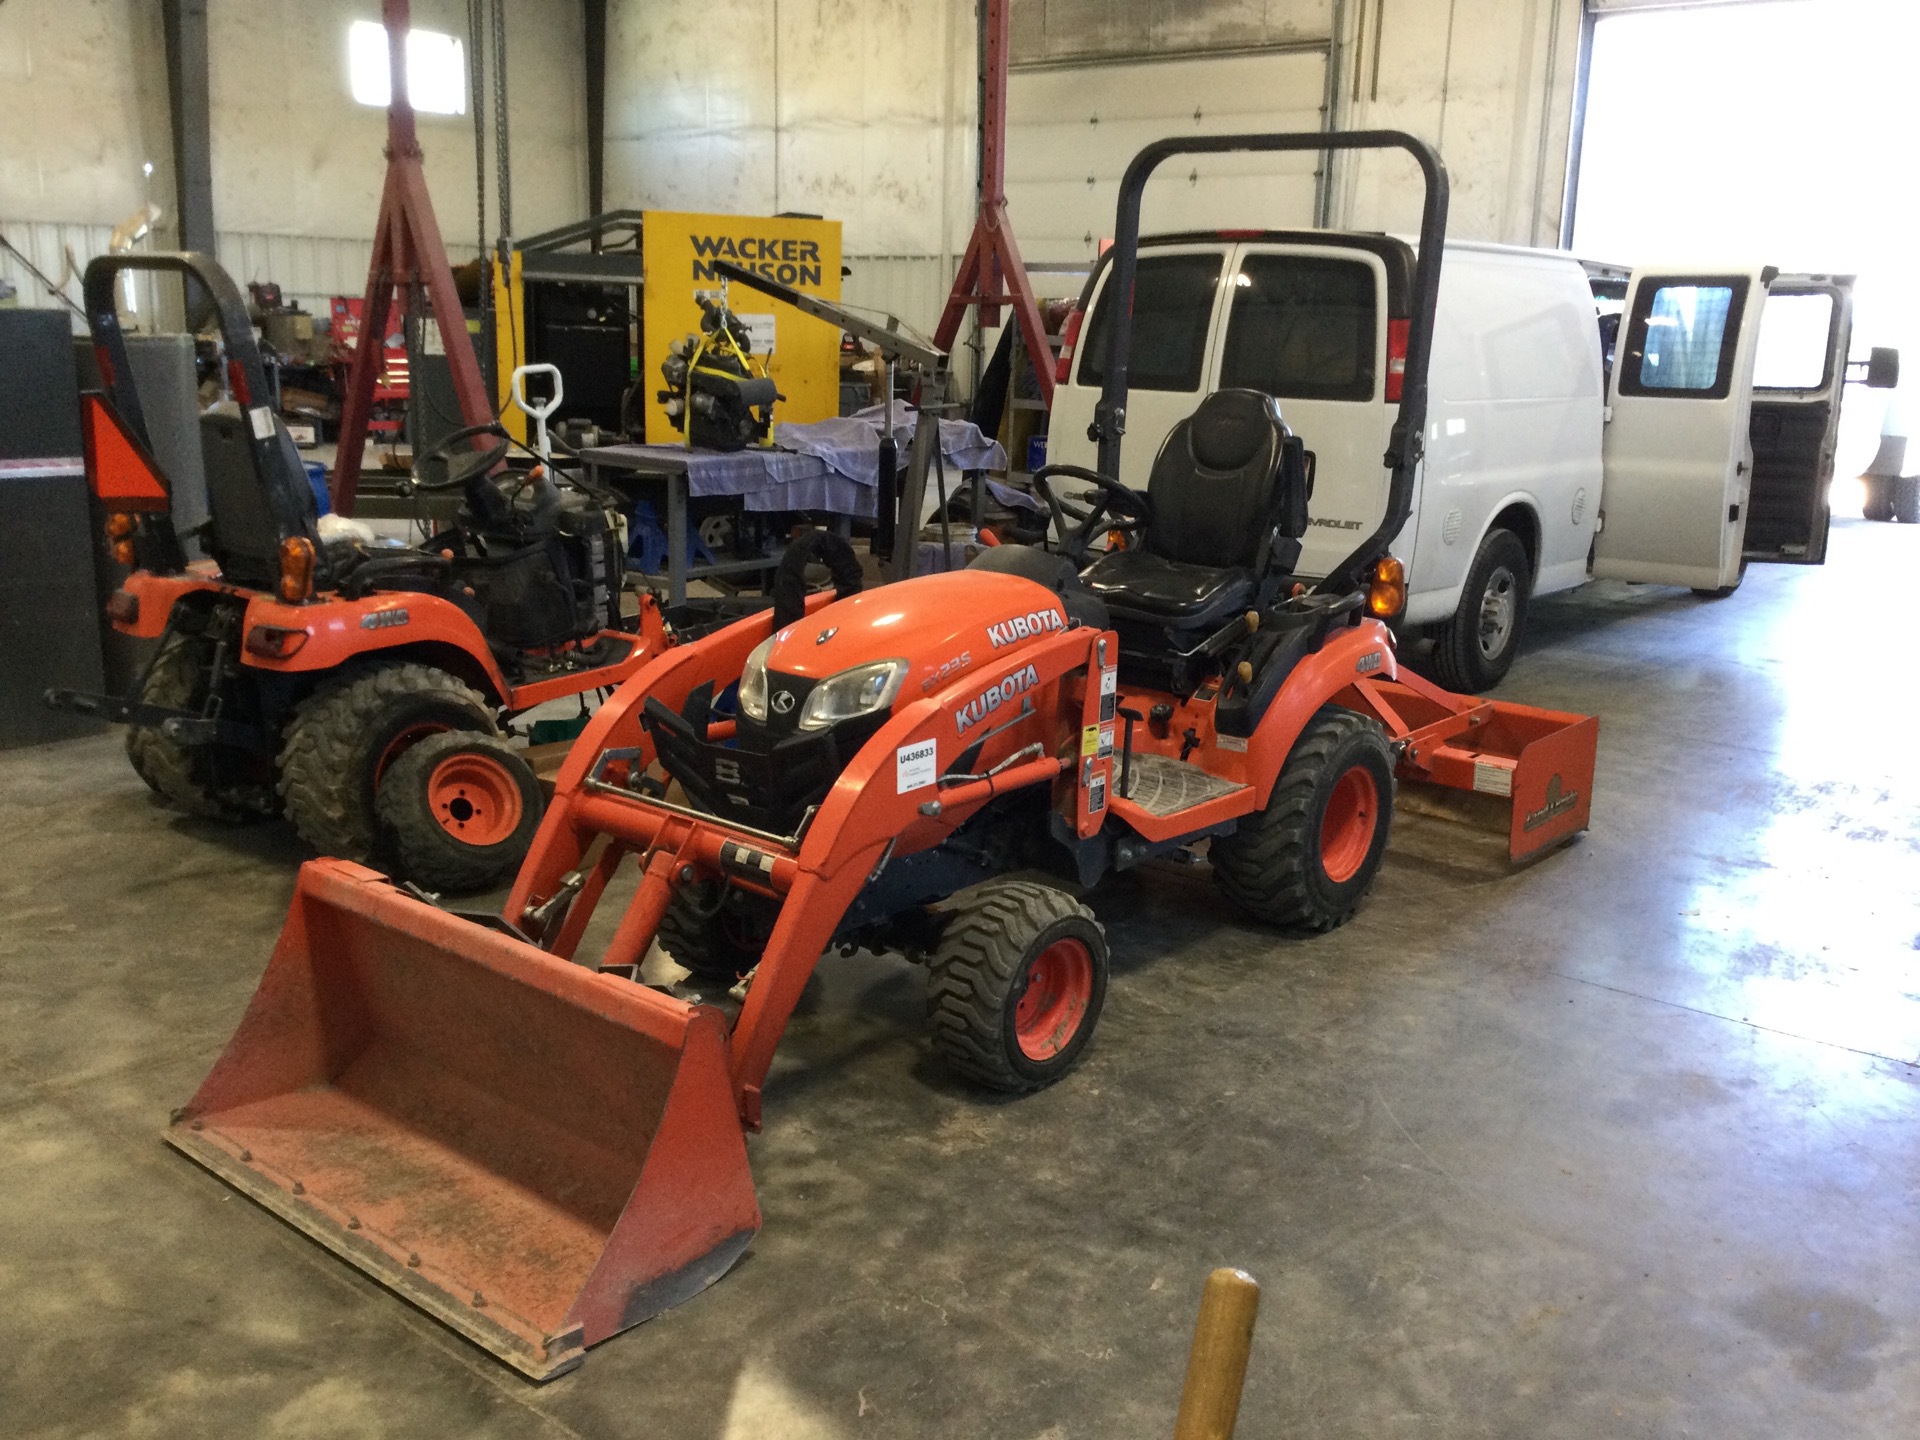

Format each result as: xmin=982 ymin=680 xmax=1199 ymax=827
xmin=4 ymin=517 xmax=1918 ymax=1438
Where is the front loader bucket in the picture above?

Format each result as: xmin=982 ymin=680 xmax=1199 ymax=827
xmin=166 ymin=860 xmax=758 ymax=1380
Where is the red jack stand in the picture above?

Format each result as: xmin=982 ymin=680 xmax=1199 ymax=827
xmin=330 ymin=0 xmax=494 ymax=516
xmin=931 ymin=0 xmax=1054 ymax=411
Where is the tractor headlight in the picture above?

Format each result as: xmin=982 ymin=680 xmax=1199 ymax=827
xmin=738 ymin=637 xmax=775 ymax=722
xmin=798 ymin=659 xmax=907 ymax=732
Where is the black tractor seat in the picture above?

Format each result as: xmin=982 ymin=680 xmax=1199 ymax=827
xmin=1075 ymin=388 xmax=1313 ymax=692
xmin=1081 ymin=551 xmax=1256 ymax=629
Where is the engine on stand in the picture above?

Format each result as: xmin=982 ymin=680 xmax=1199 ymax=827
xmin=656 ymin=294 xmax=781 ymax=451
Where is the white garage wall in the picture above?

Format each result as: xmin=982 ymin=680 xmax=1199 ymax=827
xmin=1330 ymin=0 xmax=1581 ymax=246
xmin=1007 ymin=48 xmax=1330 ymax=269
xmin=603 ymin=0 xmax=978 ymax=347
xmin=0 ymin=0 xmax=586 ymax=318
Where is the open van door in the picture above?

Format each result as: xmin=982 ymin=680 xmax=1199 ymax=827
xmin=1593 ymin=266 xmax=1771 ymax=591
xmin=1741 ymin=274 xmax=1854 ymax=565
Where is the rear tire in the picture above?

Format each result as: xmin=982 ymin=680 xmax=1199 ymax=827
xmin=1211 ymin=706 xmax=1394 ymax=933
xmin=1863 ymin=477 xmax=1895 ymax=522
xmin=375 ymin=730 xmax=542 ymax=893
xmin=1893 ymin=475 xmax=1920 ymax=524
xmin=125 ymin=631 xmax=276 ymax=821
xmin=1429 ymin=527 xmax=1529 ymax=693
xmin=926 ymin=881 xmax=1107 ymax=1093
xmin=279 ymin=662 xmax=496 ymax=864
xmin=657 ymin=881 xmax=780 ymax=984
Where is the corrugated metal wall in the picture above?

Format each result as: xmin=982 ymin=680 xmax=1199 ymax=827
xmin=0 ymin=220 xmax=478 ymax=329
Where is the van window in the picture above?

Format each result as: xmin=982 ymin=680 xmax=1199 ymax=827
xmin=1219 ymin=255 xmax=1377 ymax=401
xmin=1076 ymin=252 xmax=1222 ymax=392
xmin=1619 ymin=278 xmax=1749 ymax=399
xmin=1753 ymin=291 xmax=1836 ymax=390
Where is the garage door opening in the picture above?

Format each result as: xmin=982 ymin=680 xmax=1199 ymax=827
xmin=1569 ymin=0 xmax=1920 ymax=505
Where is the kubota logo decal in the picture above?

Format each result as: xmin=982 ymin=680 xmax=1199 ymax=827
xmin=1523 ymin=773 xmax=1580 ymax=832
xmin=956 ymin=664 xmax=1040 ymax=733
xmin=986 ymin=608 xmax=1064 ymax=649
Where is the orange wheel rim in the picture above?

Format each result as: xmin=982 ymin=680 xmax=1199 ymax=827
xmin=1014 ymin=938 xmax=1094 ymax=1061
xmin=1319 ymin=765 xmax=1379 ymax=884
xmin=425 ymin=752 xmax=523 ymax=847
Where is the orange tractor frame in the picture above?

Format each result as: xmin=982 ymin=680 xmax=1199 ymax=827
xmin=164 ymin=131 xmax=1600 ymax=1379
xmin=55 ymin=252 xmax=663 ymax=891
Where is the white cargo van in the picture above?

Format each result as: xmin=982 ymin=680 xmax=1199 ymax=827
xmin=1048 ymin=231 xmax=1887 ymax=689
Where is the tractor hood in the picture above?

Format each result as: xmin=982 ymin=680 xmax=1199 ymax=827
xmin=763 ymin=569 xmax=1070 ymax=696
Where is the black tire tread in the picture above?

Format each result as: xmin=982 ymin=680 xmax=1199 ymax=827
xmin=1211 ymin=707 xmax=1394 ymax=932
xmin=374 ymin=730 xmax=540 ymax=893
xmin=125 ymin=633 xmax=271 ymax=821
xmin=925 ymin=880 xmax=1104 ymax=1093
xmin=1429 ymin=527 xmax=1529 ymax=693
xmin=1893 ymin=475 xmax=1920 ymax=524
xmin=279 ymin=662 xmax=494 ymax=862
xmin=656 ymin=884 xmax=774 ymax=983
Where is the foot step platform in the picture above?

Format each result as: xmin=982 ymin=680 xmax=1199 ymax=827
xmin=1119 ymin=754 xmax=1247 ymax=818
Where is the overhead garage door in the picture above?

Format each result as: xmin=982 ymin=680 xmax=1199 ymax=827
xmin=1006 ymin=49 xmax=1330 ymax=268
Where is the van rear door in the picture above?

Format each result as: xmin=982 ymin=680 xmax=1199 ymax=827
xmin=1051 ymin=245 xmax=1232 ymax=490
xmin=1742 ymin=275 xmax=1853 ymax=565
xmin=1593 ymin=266 xmax=1770 ymax=590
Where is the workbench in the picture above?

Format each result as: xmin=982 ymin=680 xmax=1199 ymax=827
xmin=582 ymin=411 xmax=1006 ymax=605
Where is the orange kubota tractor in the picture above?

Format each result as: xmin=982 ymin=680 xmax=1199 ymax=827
xmin=49 ymin=252 xmax=663 ymax=891
xmin=164 ymin=132 xmax=1600 ymax=1379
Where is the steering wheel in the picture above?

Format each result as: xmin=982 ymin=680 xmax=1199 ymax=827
xmin=407 ymin=422 xmax=622 ymax=509
xmin=1031 ymin=464 xmax=1152 ymax=566
xmin=409 ymin=423 xmax=514 ymax=492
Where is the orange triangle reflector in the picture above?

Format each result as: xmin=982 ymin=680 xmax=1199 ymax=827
xmin=82 ymin=391 xmax=172 ymax=512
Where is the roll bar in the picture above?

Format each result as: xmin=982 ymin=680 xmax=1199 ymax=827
xmin=1092 ymin=130 xmax=1448 ymax=599
xmin=82 ymin=251 xmax=325 ymax=571
xmin=82 ymin=251 xmax=265 ymax=450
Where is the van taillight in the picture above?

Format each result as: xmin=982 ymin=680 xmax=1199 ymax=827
xmin=1385 ymin=318 xmax=1410 ymax=403
xmin=1055 ymin=307 xmax=1086 ymax=386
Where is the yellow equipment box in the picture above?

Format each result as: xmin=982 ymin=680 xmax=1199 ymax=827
xmin=641 ymin=211 xmax=842 ymax=444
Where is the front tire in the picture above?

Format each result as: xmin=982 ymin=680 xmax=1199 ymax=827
xmin=375 ymin=730 xmax=542 ymax=893
xmin=279 ymin=662 xmax=497 ymax=864
xmin=1429 ymin=527 xmax=1530 ymax=693
xmin=1212 ymin=706 xmax=1394 ymax=933
xmin=656 ymin=881 xmax=780 ymax=984
xmin=926 ymin=881 xmax=1107 ymax=1093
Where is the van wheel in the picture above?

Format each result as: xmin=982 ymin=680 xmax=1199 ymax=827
xmin=1430 ymin=528 xmax=1529 ymax=693
xmin=1893 ymin=476 xmax=1920 ymax=524
xmin=1863 ymin=477 xmax=1895 ymax=522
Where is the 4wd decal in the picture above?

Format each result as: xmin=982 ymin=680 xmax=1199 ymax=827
xmin=956 ymin=664 xmax=1040 ymax=733
xmin=1523 ymin=773 xmax=1580 ymax=832
xmin=985 ymin=608 xmax=1065 ymax=649
xmin=1356 ymin=650 xmax=1383 ymax=674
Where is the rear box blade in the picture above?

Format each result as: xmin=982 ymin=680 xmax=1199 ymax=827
xmin=167 ymin=860 xmax=758 ymax=1380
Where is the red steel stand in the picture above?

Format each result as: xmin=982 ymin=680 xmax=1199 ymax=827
xmin=331 ymin=0 xmax=495 ymax=516
xmin=931 ymin=0 xmax=1054 ymax=410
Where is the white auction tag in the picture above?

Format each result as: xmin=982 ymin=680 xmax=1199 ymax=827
xmin=896 ymin=739 xmax=937 ymax=793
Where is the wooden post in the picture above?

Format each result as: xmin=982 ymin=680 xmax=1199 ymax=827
xmin=1173 ymin=1267 xmax=1260 ymax=1440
